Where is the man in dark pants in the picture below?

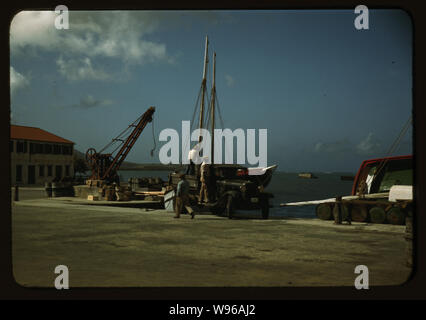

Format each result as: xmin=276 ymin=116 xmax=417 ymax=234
xmin=175 ymin=174 xmax=194 ymax=219
xmin=186 ymin=159 xmax=195 ymax=175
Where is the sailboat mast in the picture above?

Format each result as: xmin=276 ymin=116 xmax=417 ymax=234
xmin=211 ymin=52 xmax=216 ymax=164
xmin=198 ymin=35 xmax=209 ymax=143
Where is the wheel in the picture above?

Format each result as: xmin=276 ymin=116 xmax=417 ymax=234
xmin=369 ymin=206 xmax=386 ymax=224
xmin=85 ymin=148 xmax=97 ymax=167
xmin=226 ymin=195 xmax=234 ymax=219
xmin=261 ymin=198 xmax=269 ymax=219
xmin=316 ymin=203 xmax=332 ymax=220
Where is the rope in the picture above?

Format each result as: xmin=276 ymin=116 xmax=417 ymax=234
xmin=372 ymin=116 xmax=412 ymax=184
xmin=98 ymin=115 xmax=142 ymax=154
xmin=215 ymin=93 xmax=225 ymax=129
xmin=182 ymin=85 xmax=203 ymax=162
xmin=150 ymin=117 xmax=156 ymax=157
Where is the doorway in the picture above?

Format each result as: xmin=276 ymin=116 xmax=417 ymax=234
xmin=28 ymin=165 xmax=35 ymax=184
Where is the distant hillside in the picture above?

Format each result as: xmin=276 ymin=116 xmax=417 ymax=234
xmin=74 ymin=149 xmax=182 ymax=171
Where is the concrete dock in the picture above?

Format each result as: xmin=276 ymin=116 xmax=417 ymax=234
xmin=12 ymin=194 xmax=411 ymax=287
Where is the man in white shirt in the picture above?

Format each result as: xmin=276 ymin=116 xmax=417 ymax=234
xmin=186 ymin=143 xmax=201 ymax=175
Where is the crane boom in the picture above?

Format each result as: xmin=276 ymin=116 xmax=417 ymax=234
xmin=102 ymin=106 xmax=155 ymax=180
xmin=86 ymin=106 xmax=156 ymax=184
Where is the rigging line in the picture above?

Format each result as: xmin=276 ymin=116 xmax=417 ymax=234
xmin=205 ymin=90 xmax=213 ymax=128
xmin=150 ymin=117 xmax=156 ymax=157
xmin=190 ymin=85 xmax=203 ymax=132
xmin=213 ymin=91 xmax=232 ymax=163
xmin=183 ymin=85 xmax=203 ymax=158
xmin=373 ymin=116 xmax=412 ymax=182
xmin=215 ymin=92 xmax=225 ymax=129
xmin=386 ymin=116 xmax=412 ymax=156
xmin=99 ymin=115 xmax=143 ymax=153
xmin=381 ymin=116 xmax=412 ymax=161
xmin=203 ymin=87 xmax=211 ymax=129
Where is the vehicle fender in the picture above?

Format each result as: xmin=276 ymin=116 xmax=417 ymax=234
xmin=217 ymin=190 xmax=239 ymax=205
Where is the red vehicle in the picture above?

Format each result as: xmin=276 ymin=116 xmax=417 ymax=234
xmin=314 ymin=154 xmax=413 ymax=225
xmin=351 ymin=155 xmax=413 ymax=196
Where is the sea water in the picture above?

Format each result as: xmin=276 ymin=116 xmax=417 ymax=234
xmin=118 ymin=170 xmax=355 ymax=219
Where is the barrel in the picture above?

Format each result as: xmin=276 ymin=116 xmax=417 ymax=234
xmin=345 ymin=204 xmax=367 ymax=222
xmin=405 ymin=217 xmax=413 ymax=267
xmin=316 ymin=203 xmax=332 ymax=220
xmin=45 ymin=182 xmax=52 ymax=197
xmin=387 ymin=206 xmax=406 ymax=225
xmin=340 ymin=204 xmax=349 ymax=221
xmin=369 ymin=206 xmax=386 ymax=224
xmin=105 ymin=188 xmax=115 ymax=201
xmin=332 ymin=201 xmax=348 ymax=223
xmin=51 ymin=182 xmax=60 ymax=197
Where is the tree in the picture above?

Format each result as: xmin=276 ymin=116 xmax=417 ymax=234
xmin=74 ymin=158 xmax=88 ymax=177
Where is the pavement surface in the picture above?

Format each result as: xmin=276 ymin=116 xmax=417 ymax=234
xmin=11 ymin=195 xmax=412 ymax=288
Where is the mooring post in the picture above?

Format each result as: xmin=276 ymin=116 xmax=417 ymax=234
xmin=14 ymin=185 xmax=19 ymax=202
xmin=334 ymin=196 xmax=342 ymax=224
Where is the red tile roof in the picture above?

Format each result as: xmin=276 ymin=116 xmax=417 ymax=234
xmin=10 ymin=125 xmax=74 ymax=144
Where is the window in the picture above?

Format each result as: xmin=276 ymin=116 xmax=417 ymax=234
xmin=39 ymin=165 xmax=45 ymax=177
xmin=16 ymin=165 xmax=22 ymax=182
xmin=53 ymin=145 xmax=61 ymax=154
xmin=16 ymin=141 xmax=26 ymax=153
xmin=47 ymin=165 xmax=52 ymax=177
xmin=65 ymin=165 xmax=70 ymax=177
xmin=55 ymin=165 xmax=62 ymax=179
xmin=370 ymin=159 xmax=413 ymax=193
xmin=45 ymin=144 xmax=52 ymax=154
xmin=62 ymin=145 xmax=72 ymax=155
xmin=36 ymin=144 xmax=44 ymax=154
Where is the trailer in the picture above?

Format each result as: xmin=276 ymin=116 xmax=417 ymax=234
xmin=281 ymin=155 xmax=413 ymax=225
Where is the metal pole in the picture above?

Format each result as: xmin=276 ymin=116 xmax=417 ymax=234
xmin=198 ymin=35 xmax=209 ymax=142
xmin=14 ymin=185 xmax=19 ymax=201
xmin=334 ymin=196 xmax=342 ymax=224
xmin=211 ymin=52 xmax=216 ymax=164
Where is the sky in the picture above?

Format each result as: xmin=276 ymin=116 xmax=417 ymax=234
xmin=10 ymin=9 xmax=413 ymax=173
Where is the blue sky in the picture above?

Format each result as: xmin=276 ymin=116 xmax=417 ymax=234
xmin=10 ymin=9 xmax=412 ymax=172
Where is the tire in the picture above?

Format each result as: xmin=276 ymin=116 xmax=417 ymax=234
xmin=261 ymin=198 xmax=269 ymax=219
xmin=316 ymin=203 xmax=332 ymax=220
xmin=226 ymin=195 xmax=234 ymax=219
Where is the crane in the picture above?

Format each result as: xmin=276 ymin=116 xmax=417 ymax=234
xmin=85 ymin=106 xmax=155 ymax=185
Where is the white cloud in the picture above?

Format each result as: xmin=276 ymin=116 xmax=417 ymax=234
xmin=10 ymin=11 xmax=170 ymax=65
xmin=73 ymin=94 xmax=113 ymax=109
xmin=356 ymin=132 xmax=381 ymax=155
xmin=10 ymin=66 xmax=29 ymax=94
xmin=10 ymin=11 xmax=59 ymax=50
xmin=225 ymin=74 xmax=235 ymax=87
xmin=56 ymin=56 xmax=110 ymax=81
xmin=314 ymin=139 xmax=350 ymax=154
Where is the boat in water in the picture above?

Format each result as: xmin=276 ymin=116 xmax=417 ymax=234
xmin=298 ymin=172 xmax=317 ymax=179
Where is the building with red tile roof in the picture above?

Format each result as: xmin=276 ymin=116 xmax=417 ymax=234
xmin=11 ymin=125 xmax=74 ymax=144
xmin=11 ymin=125 xmax=75 ymax=185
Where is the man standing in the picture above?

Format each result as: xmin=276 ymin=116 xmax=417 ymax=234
xmin=186 ymin=143 xmax=201 ymax=175
xmin=175 ymin=174 xmax=194 ymax=219
xmin=199 ymin=158 xmax=210 ymax=203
